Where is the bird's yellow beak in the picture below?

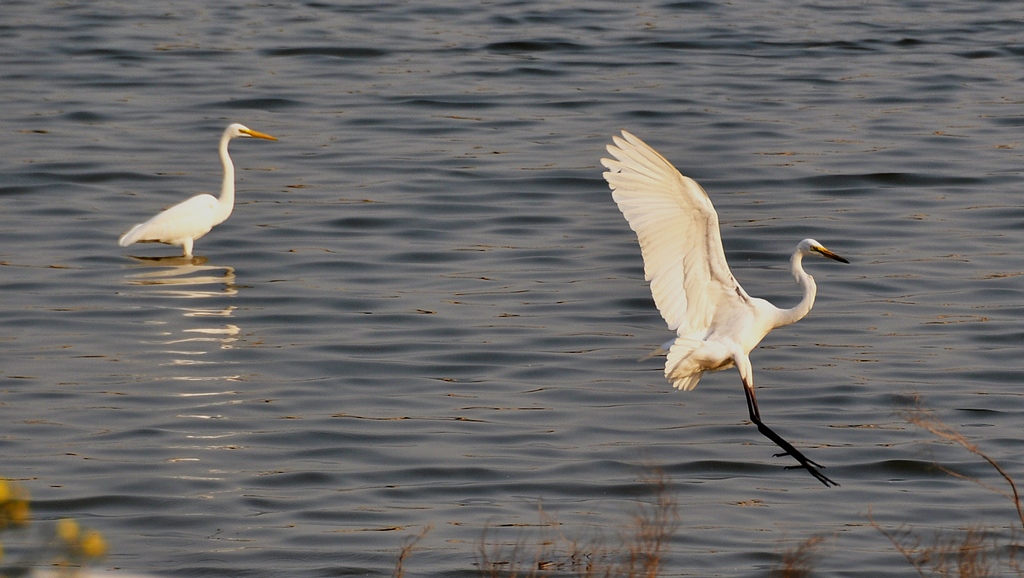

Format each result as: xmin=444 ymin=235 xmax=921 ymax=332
xmin=240 ymin=128 xmax=277 ymax=141
xmin=813 ymin=245 xmax=850 ymax=264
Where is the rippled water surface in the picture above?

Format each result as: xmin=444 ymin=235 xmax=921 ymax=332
xmin=2 ymin=1 xmax=1024 ymax=576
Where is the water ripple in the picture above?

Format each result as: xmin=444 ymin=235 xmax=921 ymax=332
xmin=0 ymin=1 xmax=1022 ymax=577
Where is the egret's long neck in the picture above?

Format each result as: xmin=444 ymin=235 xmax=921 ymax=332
xmin=775 ymin=251 xmax=817 ymax=328
xmin=215 ymin=132 xmax=236 ymax=223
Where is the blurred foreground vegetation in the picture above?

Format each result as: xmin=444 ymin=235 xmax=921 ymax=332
xmin=4 ymin=397 xmax=1021 ymax=577
xmin=0 ymin=478 xmax=106 ymax=577
xmin=394 ymin=399 xmax=1024 ymax=577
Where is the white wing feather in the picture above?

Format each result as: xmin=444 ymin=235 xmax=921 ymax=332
xmin=602 ymin=131 xmax=750 ymax=389
xmin=118 ymin=194 xmax=220 ymax=247
xmin=602 ymin=130 xmax=746 ymax=336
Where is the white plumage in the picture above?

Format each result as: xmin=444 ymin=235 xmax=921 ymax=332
xmin=602 ymin=130 xmax=848 ymax=486
xmin=119 ymin=123 xmax=277 ymax=258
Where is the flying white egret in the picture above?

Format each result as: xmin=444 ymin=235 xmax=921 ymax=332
xmin=118 ymin=123 xmax=277 ymax=258
xmin=601 ymin=130 xmax=848 ymax=487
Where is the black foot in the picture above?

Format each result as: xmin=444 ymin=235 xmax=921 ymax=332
xmin=755 ymin=421 xmax=838 ymax=487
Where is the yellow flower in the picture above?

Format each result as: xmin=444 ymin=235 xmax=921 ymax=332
xmin=57 ymin=518 xmax=80 ymax=544
xmin=6 ymin=499 xmax=30 ymax=527
xmin=0 ymin=479 xmax=10 ymax=503
xmin=80 ymin=531 xmax=107 ymax=559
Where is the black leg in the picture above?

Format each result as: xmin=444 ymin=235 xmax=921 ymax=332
xmin=742 ymin=383 xmax=837 ymax=487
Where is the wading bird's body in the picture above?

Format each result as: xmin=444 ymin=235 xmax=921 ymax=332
xmin=601 ymin=130 xmax=848 ymax=487
xmin=118 ymin=123 xmax=277 ymax=258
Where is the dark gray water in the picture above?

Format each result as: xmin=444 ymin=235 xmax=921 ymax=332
xmin=2 ymin=1 xmax=1023 ymax=576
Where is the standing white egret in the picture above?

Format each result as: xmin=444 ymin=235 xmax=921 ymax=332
xmin=601 ymin=130 xmax=848 ymax=487
xmin=118 ymin=123 xmax=277 ymax=258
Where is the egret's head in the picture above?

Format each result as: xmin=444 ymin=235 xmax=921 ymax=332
xmin=226 ymin=123 xmax=277 ymax=141
xmin=798 ymin=238 xmax=849 ymax=264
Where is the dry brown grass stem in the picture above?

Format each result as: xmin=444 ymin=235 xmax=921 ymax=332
xmin=900 ymin=397 xmax=1024 ymax=532
xmin=393 ymin=524 xmax=432 ymax=578
xmin=870 ymin=509 xmax=997 ymax=578
xmin=863 ymin=396 xmax=1024 ymax=577
xmin=476 ymin=466 xmax=679 ymax=578
xmin=771 ymin=534 xmax=829 ymax=578
xmin=624 ymin=467 xmax=679 ymax=578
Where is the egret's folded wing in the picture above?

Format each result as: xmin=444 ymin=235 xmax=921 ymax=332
xmin=119 ymin=194 xmax=218 ymax=246
xmin=602 ymin=130 xmax=742 ymax=336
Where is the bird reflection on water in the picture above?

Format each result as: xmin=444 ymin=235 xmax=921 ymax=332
xmin=122 ymin=260 xmax=243 ymax=382
xmin=123 ymin=257 xmax=237 ymax=299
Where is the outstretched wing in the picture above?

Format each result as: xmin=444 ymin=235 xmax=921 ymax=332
xmin=601 ymin=130 xmax=747 ymax=339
